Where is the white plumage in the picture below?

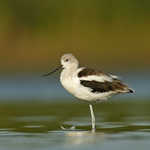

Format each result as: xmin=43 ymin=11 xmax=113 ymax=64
xmin=44 ymin=53 xmax=134 ymax=131
xmin=60 ymin=54 xmax=133 ymax=102
xmin=61 ymin=67 xmax=113 ymax=101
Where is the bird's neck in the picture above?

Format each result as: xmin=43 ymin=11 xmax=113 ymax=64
xmin=61 ymin=66 xmax=78 ymax=78
xmin=65 ymin=63 xmax=79 ymax=70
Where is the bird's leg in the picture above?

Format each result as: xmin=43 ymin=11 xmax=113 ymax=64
xmin=89 ymin=104 xmax=95 ymax=132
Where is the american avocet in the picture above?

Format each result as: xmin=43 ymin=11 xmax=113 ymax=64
xmin=43 ymin=53 xmax=134 ymax=132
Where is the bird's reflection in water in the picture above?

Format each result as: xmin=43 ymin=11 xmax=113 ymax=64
xmin=63 ymin=130 xmax=105 ymax=145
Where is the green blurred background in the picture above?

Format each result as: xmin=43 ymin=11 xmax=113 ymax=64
xmin=0 ymin=2 xmax=150 ymax=150
xmin=0 ymin=0 xmax=150 ymax=74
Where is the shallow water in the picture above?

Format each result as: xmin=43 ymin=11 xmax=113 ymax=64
xmin=0 ymin=73 xmax=149 ymax=149
xmin=0 ymin=100 xmax=150 ymax=150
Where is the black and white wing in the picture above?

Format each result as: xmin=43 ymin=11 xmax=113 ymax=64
xmin=78 ymin=68 xmax=134 ymax=94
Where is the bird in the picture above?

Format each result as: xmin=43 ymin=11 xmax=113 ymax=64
xmin=43 ymin=53 xmax=134 ymax=132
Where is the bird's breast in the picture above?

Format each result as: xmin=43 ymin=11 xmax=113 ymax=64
xmin=60 ymin=69 xmax=79 ymax=95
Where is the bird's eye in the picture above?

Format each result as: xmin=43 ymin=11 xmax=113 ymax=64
xmin=65 ymin=59 xmax=69 ymax=62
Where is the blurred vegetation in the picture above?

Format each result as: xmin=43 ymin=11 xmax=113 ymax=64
xmin=0 ymin=0 xmax=150 ymax=73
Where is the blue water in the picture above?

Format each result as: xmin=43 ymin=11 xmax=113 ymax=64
xmin=0 ymin=72 xmax=150 ymax=150
xmin=0 ymin=72 xmax=149 ymax=101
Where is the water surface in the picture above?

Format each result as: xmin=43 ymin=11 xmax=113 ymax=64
xmin=0 ymin=100 xmax=150 ymax=150
xmin=0 ymin=73 xmax=149 ymax=149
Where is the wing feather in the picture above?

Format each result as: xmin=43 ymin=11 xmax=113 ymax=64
xmin=80 ymin=79 xmax=129 ymax=93
xmin=78 ymin=68 xmax=130 ymax=93
xmin=78 ymin=68 xmax=113 ymax=82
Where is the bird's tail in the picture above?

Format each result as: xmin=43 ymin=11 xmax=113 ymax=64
xmin=113 ymin=79 xmax=135 ymax=94
xmin=127 ymin=88 xmax=135 ymax=93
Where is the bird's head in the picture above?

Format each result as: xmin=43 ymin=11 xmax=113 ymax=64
xmin=61 ymin=53 xmax=79 ymax=69
xmin=42 ymin=53 xmax=79 ymax=77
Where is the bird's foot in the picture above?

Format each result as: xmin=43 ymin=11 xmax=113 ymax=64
xmin=91 ymin=128 xmax=96 ymax=133
xmin=60 ymin=125 xmax=76 ymax=131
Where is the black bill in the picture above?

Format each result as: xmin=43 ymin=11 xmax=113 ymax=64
xmin=42 ymin=65 xmax=62 ymax=77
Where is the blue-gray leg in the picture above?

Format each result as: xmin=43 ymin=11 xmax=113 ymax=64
xmin=89 ymin=104 xmax=95 ymax=132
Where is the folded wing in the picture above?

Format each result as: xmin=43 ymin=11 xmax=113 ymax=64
xmin=78 ymin=68 xmax=133 ymax=93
